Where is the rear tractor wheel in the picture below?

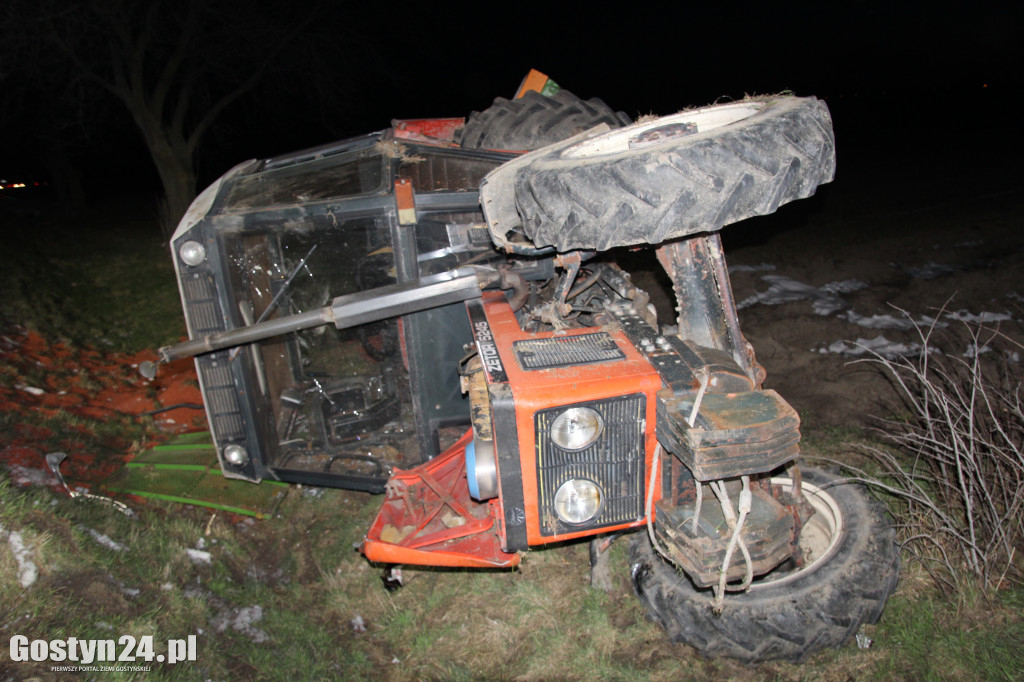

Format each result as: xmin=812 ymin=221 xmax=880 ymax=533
xmin=629 ymin=468 xmax=899 ymax=663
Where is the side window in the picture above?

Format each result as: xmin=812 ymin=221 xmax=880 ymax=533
xmin=400 ymin=150 xmax=508 ymax=193
xmin=225 ymin=152 xmax=385 ymax=209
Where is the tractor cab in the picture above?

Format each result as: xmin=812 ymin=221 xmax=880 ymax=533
xmin=167 ymin=126 xmax=517 ymax=491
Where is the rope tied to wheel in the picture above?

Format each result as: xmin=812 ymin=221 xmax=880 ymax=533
xmin=710 ymin=476 xmax=755 ymax=613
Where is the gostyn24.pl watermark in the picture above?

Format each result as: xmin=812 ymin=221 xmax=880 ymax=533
xmin=9 ymin=634 xmax=197 ymax=665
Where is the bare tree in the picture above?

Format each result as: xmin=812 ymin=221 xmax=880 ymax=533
xmin=22 ymin=0 xmax=325 ymax=234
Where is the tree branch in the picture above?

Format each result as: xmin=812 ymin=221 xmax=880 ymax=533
xmin=152 ymin=0 xmax=199 ymax=118
xmin=185 ymin=7 xmax=320 ymax=153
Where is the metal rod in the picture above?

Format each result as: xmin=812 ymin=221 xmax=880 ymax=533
xmin=159 ymin=268 xmax=483 ymax=363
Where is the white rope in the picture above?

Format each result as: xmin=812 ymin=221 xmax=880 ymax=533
xmin=646 ymin=444 xmax=677 ymax=564
xmin=686 ymin=368 xmax=712 ymax=538
xmin=711 ymin=476 xmax=753 ymax=612
xmin=687 ymin=368 xmax=711 ymax=428
xmin=692 ymin=479 xmax=703 ymax=534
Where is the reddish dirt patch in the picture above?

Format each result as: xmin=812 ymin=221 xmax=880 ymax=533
xmin=0 ymin=325 xmax=205 ymax=491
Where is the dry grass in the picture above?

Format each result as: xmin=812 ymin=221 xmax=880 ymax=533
xmin=834 ymin=308 xmax=1024 ymax=593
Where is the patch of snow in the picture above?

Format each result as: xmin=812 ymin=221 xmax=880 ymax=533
xmin=820 ymin=280 xmax=869 ymax=295
xmin=904 ymin=262 xmax=958 ymax=279
xmin=841 ymin=310 xmax=947 ymax=330
xmin=728 ymin=263 xmax=776 ymax=273
xmin=1 ymin=524 xmax=39 ymax=588
xmin=964 ymin=344 xmax=993 ymax=358
xmin=816 ymin=336 xmax=924 ymax=359
xmin=945 ymin=310 xmax=1013 ymax=324
xmin=213 ymin=605 xmax=268 ymax=643
xmin=186 ymin=548 xmax=212 ymax=565
xmin=82 ymin=527 xmax=128 ymax=552
xmin=15 ymin=385 xmax=44 ymax=396
xmin=738 ymin=275 xmax=867 ymax=316
xmin=6 ymin=465 xmax=58 ymax=488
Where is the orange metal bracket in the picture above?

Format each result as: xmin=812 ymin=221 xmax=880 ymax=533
xmin=361 ymin=429 xmax=520 ymax=569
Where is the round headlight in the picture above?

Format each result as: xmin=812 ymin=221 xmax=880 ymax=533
xmin=222 ymin=444 xmax=249 ymax=466
xmin=550 ymin=407 xmax=603 ymax=451
xmin=554 ymin=479 xmax=603 ymax=525
xmin=179 ymin=240 xmax=207 ymax=266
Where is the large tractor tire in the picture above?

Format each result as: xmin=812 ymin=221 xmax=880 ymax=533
xmin=457 ymin=89 xmax=631 ymax=152
xmin=480 ymin=96 xmax=835 ymax=252
xmin=628 ymin=468 xmax=899 ymax=663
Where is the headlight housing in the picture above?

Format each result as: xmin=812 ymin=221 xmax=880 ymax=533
xmin=179 ymin=240 xmax=207 ymax=266
xmin=553 ymin=478 xmax=603 ymax=525
xmin=549 ymin=407 xmax=603 ymax=451
xmin=223 ymin=444 xmax=249 ymax=467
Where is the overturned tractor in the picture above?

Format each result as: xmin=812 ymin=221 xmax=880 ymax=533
xmin=160 ymin=73 xmax=898 ymax=662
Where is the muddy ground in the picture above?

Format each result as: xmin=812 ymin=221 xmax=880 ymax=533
xmin=718 ymin=144 xmax=1023 ymax=437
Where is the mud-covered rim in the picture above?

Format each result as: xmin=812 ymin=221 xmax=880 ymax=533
xmin=561 ymin=101 xmax=765 ymax=159
xmin=748 ymin=477 xmax=845 ymax=591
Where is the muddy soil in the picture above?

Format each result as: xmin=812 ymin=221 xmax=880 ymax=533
xmin=717 ymin=149 xmax=1022 ymax=439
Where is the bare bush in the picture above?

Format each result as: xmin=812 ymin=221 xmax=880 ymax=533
xmin=834 ymin=309 xmax=1023 ymax=593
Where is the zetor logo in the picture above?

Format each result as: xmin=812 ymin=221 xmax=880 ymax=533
xmin=473 ymin=321 xmax=503 ymax=375
xmin=8 ymin=634 xmax=197 ymax=665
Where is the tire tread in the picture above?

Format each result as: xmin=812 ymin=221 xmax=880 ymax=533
xmin=505 ymin=96 xmax=836 ymax=251
xmin=457 ymin=90 xmax=630 ymax=151
xmin=628 ymin=469 xmax=900 ymax=663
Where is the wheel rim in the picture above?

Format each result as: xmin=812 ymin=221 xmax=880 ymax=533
xmin=561 ymin=102 xmax=763 ymax=159
xmin=748 ymin=477 xmax=845 ymax=591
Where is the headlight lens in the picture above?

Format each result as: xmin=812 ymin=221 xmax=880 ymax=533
xmin=179 ymin=240 xmax=207 ymax=266
xmin=554 ymin=479 xmax=603 ymax=525
xmin=223 ymin=444 xmax=249 ymax=466
xmin=549 ymin=407 xmax=603 ymax=451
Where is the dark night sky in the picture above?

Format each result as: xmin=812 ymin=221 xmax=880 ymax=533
xmin=221 ymin=0 xmax=1021 ymax=181
xmin=4 ymin=0 xmax=1020 ymax=191
xmin=338 ymin=2 xmax=1014 ymax=118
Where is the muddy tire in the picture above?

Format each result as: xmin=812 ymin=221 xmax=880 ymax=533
xmin=457 ymin=89 xmax=631 ymax=152
xmin=480 ymin=96 xmax=835 ymax=252
xmin=628 ymin=468 xmax=899 ymax=663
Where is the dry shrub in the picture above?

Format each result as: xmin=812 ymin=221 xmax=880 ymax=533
xmin=839 ymin=309 xmax=1023 ymax=593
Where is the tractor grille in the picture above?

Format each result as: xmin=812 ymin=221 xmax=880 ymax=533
xmin=180 ymin=271 xmax=223 ymax=335
xmin=197 ymin=355 xmax=245 ymax=440
xmin=514 ymin=333 xmax=625 ymax=370
xmin=535 ymin=394 xmax=646 ymax=536
xmin=179 ymin=264 xmax=245 ymax=441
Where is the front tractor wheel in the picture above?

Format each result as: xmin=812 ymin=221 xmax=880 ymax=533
xmin=629 ymin=468 xmax=899 ymax=663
